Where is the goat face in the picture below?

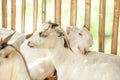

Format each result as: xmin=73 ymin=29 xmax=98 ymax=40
xmin=28 ymin=22 xmax=68 ymax=49
xmin=67 ymin=26 xmax=93 ymax=54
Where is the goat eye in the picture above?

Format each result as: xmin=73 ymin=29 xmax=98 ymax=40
xmin=0 ymin=43 xmax=8 ymax=50
xmin=42 ymin=35 xmax=48 ymax=37
xmin=39 ymin=32 xmax=42 ymax=37
xmin=79 ymin=33 xmax=82 ymax=36
xmin=39 ymin=32 xmax=48 ymax=37
xmin=5 ymin=55 xmax=9 ymax=58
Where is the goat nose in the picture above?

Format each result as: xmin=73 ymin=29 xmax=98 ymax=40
xmin=27 ymin=41 xmax=34 ymax=48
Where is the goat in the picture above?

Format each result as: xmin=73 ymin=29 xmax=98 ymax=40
xmin=66 ymin=26 xmax=93 ymax=55
xmin=1 ymin=28 xmax=55 ymax=80
xmin=27 ymin=22 xmax=120 ymax=80
xmin=20 ymin=23 xmax=55 ymax=80
xmin=0 ymin=32 xmax=31 ymax=80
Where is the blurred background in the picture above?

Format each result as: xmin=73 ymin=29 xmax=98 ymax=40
xmin=0 ymin=0 xmax=120 ymax=54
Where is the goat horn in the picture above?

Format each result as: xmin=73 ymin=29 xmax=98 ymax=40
xmin=0 ymin=32 xmax=16 ymax=45
xmin=47 ymin=20 xmax=51 ymax=23
xmin=26 ymin=33 xmax=33 ymax=39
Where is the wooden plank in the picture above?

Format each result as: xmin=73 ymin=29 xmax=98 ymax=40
xmin=42 ymin=0 xmax=46 ymax=23
xmin=98 ymin=0 xmax=106 ymax=52
xmin=111 ymin=0 xmax=120 ymax=55
xmin=21 ymin=0 xmax=26 ymax=33
xmin=84 ymin=0 xmax=91 ymax=30
xmin=11 ymin=0 xmax=16 ymax=30
xmin=55 ymin=0 xmax=62 ymax=25
xmin=33 ymin=0 xmax=38 ymax=32
xmin=70 ymin=0 xmax=77 ymax=26
xmin=2 ymin=0 xmax=7 ymax=28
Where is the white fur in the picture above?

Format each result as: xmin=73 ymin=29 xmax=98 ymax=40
xmin=20 ymin=23 xmax=56 ymax=80
xmin=67 ymin=26 xmax=93 ymax=54
xmin=20 ymin=40 xmax=55 ymax=80
xmin=28 ymin=22 xmax=120 ymax=80
xmin=0 ymin=28 xmax=26 ymax=50
xmin=0 ymin=28 xmax=55 ymax=80
xmin=0 ymin=38 xmax=31 ymax=80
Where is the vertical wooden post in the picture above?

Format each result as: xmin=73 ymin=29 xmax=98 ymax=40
xmin=33 ymin=0 xmax=38 ymax=32
xmin=111 ymin=0 xmax=120 ymax=55
xmin=55 ymin=0 xmax=62 ymax=25
xmin=11 ymin=0 xmax=16 ymax=30
xmin=84 ymin=0 xmax=91 ymax=30
xmin=98 ymin=0 xmax=106 ymax=52
xmin=21 ymin=0 xmax=26 ymax=33
xmin=2 ymin=0 xmax=7 ymax=28
xmin=70 ymin=0 xmax=77 ymax=26
xmin=42 ymin=0 xmax=46 ymax=23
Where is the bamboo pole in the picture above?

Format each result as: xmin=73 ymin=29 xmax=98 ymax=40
xmin=84 ymin=0 xmax=91 ymax=30
xmin=33 ymin=0 xmax=38 ymax=32
xmin=21 ymin=0 xmax=26 ymax=33
xmin=70 ymin=0 xmax=77 ymax=26
xmin=98 ymin=0 xmax=106 ymax=52
xmin=42 ymin=0 xmax=46 ymax=23
xmin=11 ymin=0 xmax=16 ymax=30
xmin=2 ymin=0 xmax=7 ymax=28
xmin=55 ymin=0 xmax=62 ymax=25
xmin=111 ymin=0 xmax=120 ymax=55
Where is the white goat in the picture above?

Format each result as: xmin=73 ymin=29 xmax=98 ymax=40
xmin=66 ymin=26 xmax=93 ymax=55
xmin=20 ymin=23 xmax=56 ymax=80
xmin=1 ymin=27 xmax=55 ymax=79
xmin=0 ymin=32 xmax=31 ymax=80
xmin=27 ymin=22 xmax=120 ymax=80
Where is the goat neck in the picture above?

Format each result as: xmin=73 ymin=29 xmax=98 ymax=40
xmin=49 ymin=42 xmax=74 ymax=69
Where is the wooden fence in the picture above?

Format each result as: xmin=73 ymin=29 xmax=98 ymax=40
xmin=1 ymin=0 xmax=120 ymax=54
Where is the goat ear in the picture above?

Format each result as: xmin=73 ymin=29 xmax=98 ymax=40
xmin=1 ymin=32 xmax=15 ymax=45
xmin=26 ymin=33 xmax=33 ymax=39
xmin=64 ymin=38 xmax=68 ymax=48
xmin=51 ymin=23 xmax=59 ymax=28
xmin=83 ymin=25 xmax=89 ymax=30
xmin=46 ymin=20 xmax=51 ymax=23
xmin=66 ymin=26 xmax=74 ymax=35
